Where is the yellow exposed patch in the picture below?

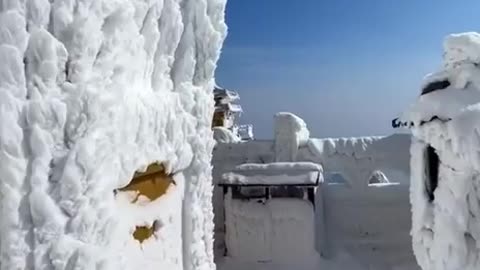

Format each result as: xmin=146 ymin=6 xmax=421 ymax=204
xmin=119 ymin=163 xmax=173 ymax=203
xmin=117 ymin=163 xmax=173 ymax=242
xmin=133 ymin=225 xmax=155 ymax=243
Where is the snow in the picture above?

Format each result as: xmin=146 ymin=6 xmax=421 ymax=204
xmin=213 ymin=126 xmax=241 ymax=143
xmin=368 ymin=170 xmax=390 ymax=184
xmin=274 ymin=112 xmax=310 ymax=162
xmin=0 ymin=1 xmax=226 ymax=270
xmin=212 ymin=120 xmax=415 ymax=269
xmin=221 ymin=162 xmax=323 ymax=185
xmin=223 ymin=191 xmax=319 ymax=266
xmin=396 ymin=32 xmax=480 ymax=270
xmin=303 ymin=134 xmax=411 ymax=187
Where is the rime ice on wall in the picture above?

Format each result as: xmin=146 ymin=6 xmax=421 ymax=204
xmin=398 ymin=32 xmax=480 ymax=270
xmin=0 ymin=1 xmax=226 ymax=270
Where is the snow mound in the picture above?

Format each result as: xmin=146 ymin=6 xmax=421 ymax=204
xmin=213 ymin=126 xmax=240 ymax=143
xmin=0 ymin=1 xmax=226 ymax=270
xmin=274 ymin=112 xmax=310 ymax=162
xmin=222 ymin=162 xmax=323 ymax=185
xmin=224 ymin=195 xmax=318 ymax=265
xmin=367 ymin=170 xmax=390 ymax=184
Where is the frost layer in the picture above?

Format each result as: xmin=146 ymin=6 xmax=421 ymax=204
xmin=400 ymin=32 xmax=480 ymax=270
xmin=0 ymin=1 xmax=226 ymax=270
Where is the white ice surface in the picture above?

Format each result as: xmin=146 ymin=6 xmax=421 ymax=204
xmin=213 ymin=126 xmax=240 ymax=143
xmin=224 ymin=192 xmax=319 ymax=265
xmin=0 ymin=1 xmax=226 ymax=270
xmin=274 ymin=112 xmax=310 ymax=162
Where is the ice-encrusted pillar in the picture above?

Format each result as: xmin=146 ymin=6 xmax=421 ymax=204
xmin=274 ymin=112 xmax=310 ymax=162
xmin=0 ymin=1 xmax=226 ymax=270
xmin=397 ymin=32 xmax=480 ymax=270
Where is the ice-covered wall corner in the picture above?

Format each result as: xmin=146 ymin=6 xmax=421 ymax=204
xmin=398 ymin=32 xmax=480 ymax=270
xmin=0 ymin=1 xmax=226 ymax=270
xmin=274 ymin=112 xmax=310 ymax=162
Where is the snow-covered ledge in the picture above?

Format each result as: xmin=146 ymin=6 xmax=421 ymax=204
xmin=274 ymin=112 xmax=310 ymax=162
xmin=221 ymin=162 xmax=323 ymax=186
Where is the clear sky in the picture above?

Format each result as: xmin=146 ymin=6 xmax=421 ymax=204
xmin=215 ymin=0 xmax=480 ymax=139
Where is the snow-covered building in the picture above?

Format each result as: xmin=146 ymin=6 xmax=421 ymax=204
xmin=0 ymin=1 xmax=226 ymax=270
xmin=213 ymin=112 xmax=416 ymax=270
xmin=213 ymin=85 xmax=254 ymax=140
xmin=213 ymin=86 xmax=243 ymax=128
xmin=394 ymin=32 xmax=480 ymax=270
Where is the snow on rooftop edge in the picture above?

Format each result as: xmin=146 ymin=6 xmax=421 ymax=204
xmin=221 ymin=162 xmax=323 ymax=185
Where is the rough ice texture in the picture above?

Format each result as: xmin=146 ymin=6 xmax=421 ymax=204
xmin=212 ymin=132 xmax=415 ymax=269
xmin=399 ymin=32 xmax=480 ymax=270
xmin=221 ymin=162 xmax=322 ymax=185
xmin=213 ymin=126 xmax=240 ymax=143
xmin=0 ymin=1 xmax=226 ymax=270
xmin=303 ymin=134 xmax=411 ymax=188
xmin=274 ymin=112 xmax=310 ymax=162
xmin=223 ymin=192 xmax=319 ymax=266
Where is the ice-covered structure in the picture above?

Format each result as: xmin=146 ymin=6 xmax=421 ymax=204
xmin=213 ymin=112 xmax=416 ymax=270
xmin=394 ymin=32 xmax=480 ymax=270
xmin=0 ymin=1 xmax=226 ymax=270
xmin=212 ymin=85 xmax=254 ymax=141
xmin=219 ymin=162 xmax=322 ymax=266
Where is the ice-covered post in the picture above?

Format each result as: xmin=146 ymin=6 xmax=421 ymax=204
xmin=274 ymin=112 xmax=310 ymax=162
xmin=395 ymin=32 xmax=480 ymax=270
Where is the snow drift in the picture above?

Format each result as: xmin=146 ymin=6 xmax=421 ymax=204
xmin=0 ymin=1 xmax=226 ymax=270
xmin=398 ymin=32 xmax=480 ymax=270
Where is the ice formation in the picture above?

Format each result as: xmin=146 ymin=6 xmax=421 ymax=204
xmin=397 ymin=32 xmax=480 ymax=270
xmin=213 ymin=114 xmax=415 ymax=269
xmin=0 ymin=1 xmax=226 ymax=270
xmin=274 ymin=112 xmax=310 ymax=162
xmin=224 ymin=195 xmax=318 ymax=265
xmin=213 ymin=126 xmax=240 ymax=143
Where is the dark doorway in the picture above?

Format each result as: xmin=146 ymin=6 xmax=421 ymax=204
xmin=424 ymin=145 xmax=439 ymax=202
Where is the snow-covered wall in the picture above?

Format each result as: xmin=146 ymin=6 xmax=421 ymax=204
xmin=398 ymin=32 xmax=480 ymax=270
xmin=302 ymin=134 xmax=411 ymax=187
xmin=0 ymin=1 xmax=226 ymax=270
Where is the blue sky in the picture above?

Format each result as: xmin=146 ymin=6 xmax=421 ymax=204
xmin=215 ymin=0 xmax=480 ymax=139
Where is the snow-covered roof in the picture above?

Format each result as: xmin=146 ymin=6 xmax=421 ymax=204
xmin=220 ymin=162 xmax=323 ymax=186
xmin=215 ymin=103 xmax=243 ymax=113
xmin=214 ymin=85 xmax=240 ymax=102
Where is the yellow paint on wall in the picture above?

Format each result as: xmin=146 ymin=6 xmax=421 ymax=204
xmin=119 ymin=163 xmax=173 ymax=203
xmin=133 ymin=225 xmax=155 ymax=243
xmin=117 ymin=163 xmax=173 ymax=242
